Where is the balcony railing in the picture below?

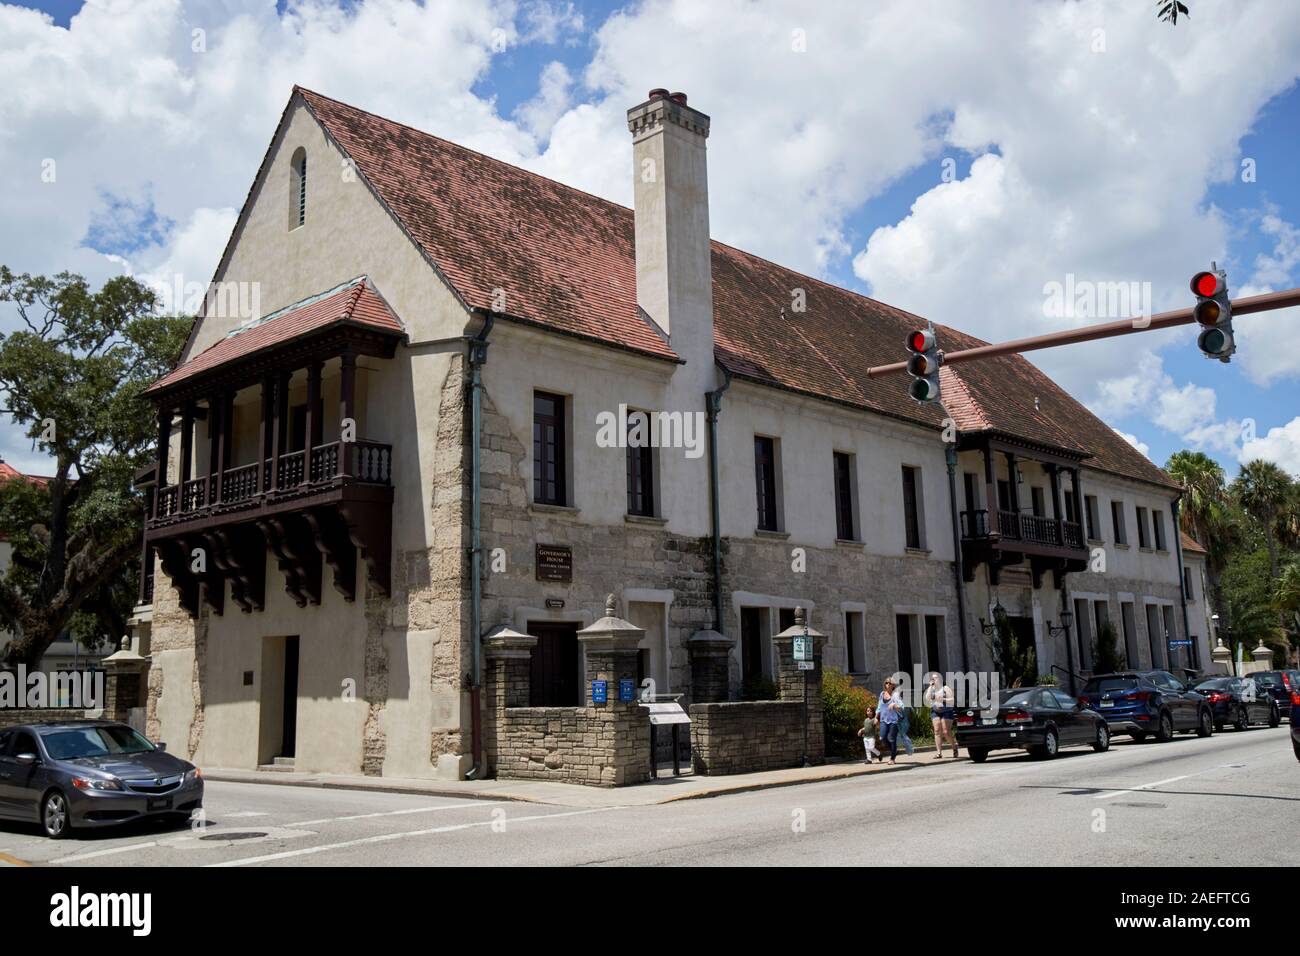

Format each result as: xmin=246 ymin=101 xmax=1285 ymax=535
xmin=961 ymin=508 xmax=1086 ymax=552
xmin=150 ymin=439 xmax=392 ymax=525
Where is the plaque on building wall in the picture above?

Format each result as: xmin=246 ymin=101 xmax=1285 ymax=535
xmin=535 ymin=544 xmax=573 ymax=582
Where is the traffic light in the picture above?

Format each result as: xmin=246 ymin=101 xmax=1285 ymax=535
xmin=1191 ymin=266 xmax=1234 ymax=362
xmin=906 ymin=328 xmax=942 ymax=403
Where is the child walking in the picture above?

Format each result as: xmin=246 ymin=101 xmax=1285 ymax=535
xmin=857 ymin=706 xmax=882 ymax=763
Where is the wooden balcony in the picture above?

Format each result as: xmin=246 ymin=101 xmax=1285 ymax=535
xmin=145 ymin=439 xmax=393 ymax=617
xmin=961 ymin=507 xmax=1088 ymax=587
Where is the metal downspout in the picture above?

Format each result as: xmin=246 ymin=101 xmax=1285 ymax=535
xmin=944 ymin=443 xmax=971 ymax=672
xmin=706 ymin=364 xmax=733 ymax=633
xmin=1172 ymin=495 xmax=1194 ymax=673
xmin=465 ymin=312 xmax=494 ymax=779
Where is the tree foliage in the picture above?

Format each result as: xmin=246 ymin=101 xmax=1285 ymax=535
xmin=0 ymin=267 xmax=190 ymax=666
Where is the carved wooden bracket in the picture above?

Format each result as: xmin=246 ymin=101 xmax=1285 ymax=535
xmin=339 ymin=499 xmax=392 ymax=597
xmin=304 ymin=506 xmax=358 ymax=602
xmin=155 ymin=538 xmax=200 ymax=617
xmin=258 ymin=514 xmax=322 ymax=607
xmin=207 ymin=525 xmax=266 ymax=614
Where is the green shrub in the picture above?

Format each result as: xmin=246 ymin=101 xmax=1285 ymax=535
xmin=1036 ymin=674 xmax=1058 ymax=686
xmin=740 ymin=674 xmax=780 ymax=701
xmin=1092 ymin=620 xmax=1125 ymax=674
xmin=822 ymin=667 xmax=877 ymax=758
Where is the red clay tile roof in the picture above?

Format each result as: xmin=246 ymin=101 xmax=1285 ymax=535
xmin=1181 ymin=530 xmax=1207 ymax=554
xmin=288 ymin=88 xmax=1176 ymax=490
xmin=147 ymin=277 xmax=403 ymax=394
xmin=0 ymin=461 xmax=49 ymax=486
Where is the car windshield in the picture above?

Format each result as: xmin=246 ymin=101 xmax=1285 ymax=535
xmin=1084 ymin=677 xmax=1136 ymax=693
xmin=39 ymin=726 xmax=156 ymax=760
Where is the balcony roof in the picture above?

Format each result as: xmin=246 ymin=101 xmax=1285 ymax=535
xmin=146 ymin=277 xmax=405 ymax=400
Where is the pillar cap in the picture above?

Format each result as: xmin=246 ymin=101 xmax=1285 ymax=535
xmin=577 ymin=594 xmax=644 ymax=648
xmin=688 ymin=628 xmax=733 ymax=648
xmin=482 ymin=621 xmax=537 ymax=658
xmin=773 ymin=606 xmax=825 ymax=642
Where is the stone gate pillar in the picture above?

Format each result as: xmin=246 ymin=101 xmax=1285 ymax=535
xmin=772 ymin=607 xmax=827 ymax=765
xmin=100 ymin=637 xmax=150 ymax=728
xmin=482 ymin=622 xmax=536 ymax=775
xmin=577 ymin=594 xmax=651 ymax=785
xmin=687 ymin=628 xmax=733 ymax=703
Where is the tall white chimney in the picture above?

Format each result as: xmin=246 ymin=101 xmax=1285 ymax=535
xmin=626 ymin=90 xmax=714 ymax=379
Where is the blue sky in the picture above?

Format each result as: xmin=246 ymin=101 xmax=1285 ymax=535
xmin=4 ymin=0 xmax=1300 ymax=479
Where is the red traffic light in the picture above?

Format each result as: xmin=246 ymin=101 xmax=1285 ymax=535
xmin=908 ymin=329 xmax=935 ymax=353
xmin=1191 ymin=271 xmax=1222 ymax=298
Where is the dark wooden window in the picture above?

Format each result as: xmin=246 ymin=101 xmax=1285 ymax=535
xmin=1085 ymin=494 xmax=1100 ymax=540
xmin=1031 ymin=486 xmax=1046 ymax=518
xmin=1152 ymin=510 xmax=1166 ymax=550
xmin=902 ymin=465 xmax=922 ymax=549
xmin=963 ymin=472 xmax=979 ymax=512
xmin=533 ymin=391 xmax=566 ymax=506
xmin=1063 ymin=488 xmax=1077 ymax=523
xmin=895 ymin=614 xmax=914 ymax=675
xmin=755 ymin=436 xmax=778 ymax=531
xmin=1136 ymin=506 xmax=1150 ymax=548
xmin=1183 ymin=566 xmax=1194 ymax=600
xmin=997 ymin=479 xmax=1012 ymax=511
xmin=845 ymin=611 xmax=863 ymax=674
xmin=528 ymin=622 xmax=580 ymax=706
xmin=625 ymin=411 xmax=654 ymax=517
xmin=924 ymin=615 xmax=943 ymax=674
xmin=296 ymin=153 xmax=307 ymax=227
xmin=833 ymin=451 xmax=855 ymax=540
xmin=740 ymin=607 xmax=764 ymax=682
xmin=1111 ymin=500 xmax=1127 ymax=544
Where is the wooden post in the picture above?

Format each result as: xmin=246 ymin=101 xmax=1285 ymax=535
xmin=303 ymin=361 xmax=322 ymax=486
xmin=270 ymin=369 xmax=290 ymax=491
xmin=982 ymin=444 xmax=995 ymax=536
xmin=339 ymin=352 xmax=356 ymax=478
xmin=207 ymin=395 xmax=222 ymax=503
xmin=1046 ymin=463 xmax=1063 ymax=544
xmin=259 ymin=375 xmax=274 ymax=493
xmin=1070 ymin=467 xmax=1084 ymax=538
xmin=154 ymin=408 xmax=171 ymax=517
xmin=179 ymin=402 xmax=195 ymax=501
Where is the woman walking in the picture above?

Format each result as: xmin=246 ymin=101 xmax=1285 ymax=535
xmin=878 ymin=678 xmax=904 ymax=764
xmin=925 ymin=672 xmax=959 ymax=759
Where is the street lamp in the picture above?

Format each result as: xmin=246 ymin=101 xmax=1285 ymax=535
xmin=979 ymin=600 xmax=1007 ymax=637
xmin=1046 ymin=607 xmax=1074 ymax=637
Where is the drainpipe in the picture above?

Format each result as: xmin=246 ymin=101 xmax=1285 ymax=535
xmin=705 ymin=364 xmax=733 ymax=634
xmin=944 ymin=443 xmax=971 ymax=672
xmin=1172 ymin=495 xmax=1194 ymax=675
xmin=464 ymin=311 xmax=494 ymax=779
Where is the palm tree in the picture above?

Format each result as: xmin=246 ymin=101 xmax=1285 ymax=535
xmin=1275 ymin=564 xmax=1300 ymax=666
xmin=1165 ymin=450 xmax=1225 ymax=546
xmin=1232 ymin=459 xmax=1293 ymax=578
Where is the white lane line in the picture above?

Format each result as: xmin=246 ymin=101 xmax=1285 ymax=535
xmin=207 ymin=805 xmax=625 ymax=867
xmin=286 ymin=802 xmax=501 ymax=828
xmin=1092 ymin=763 xmax=1236 ymax=800
xmin=54 ymin=841 xmax=162 ymax=864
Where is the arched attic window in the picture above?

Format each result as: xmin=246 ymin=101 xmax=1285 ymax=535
xmin=289 ymin=147 xmax=307 ymax=229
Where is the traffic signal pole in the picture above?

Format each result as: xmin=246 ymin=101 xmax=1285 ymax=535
xmin=866 ymin=286 xmax=1300 ymax=379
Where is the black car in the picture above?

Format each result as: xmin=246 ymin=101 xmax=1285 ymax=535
xmin=1078 ymin=670 xmax=1214 ymax=741
xmin=1252 ymin=670 xmax=1299 ymax=720
xmin=0 ymin=720 xmax=203 ymax=838
xmin=1291 ymin=688 xmax=1300 ymax=761
xmin=1190 ymin=676 xmax=1282 ymax=731
xmin=956 ymin=686 xmax=1111 ymax=762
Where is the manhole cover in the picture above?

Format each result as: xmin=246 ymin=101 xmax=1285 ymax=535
xmin=199 ymin=831 xmax=267 ymax=841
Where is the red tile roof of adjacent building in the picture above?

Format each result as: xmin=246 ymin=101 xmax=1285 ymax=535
xmin=1181 ymin=530 xmax=1208 ymax=555
xmin=189 ymin=88 xmax=1178 ymax=490
xmin=147 ymin=277 xmax=403 ymax=393
xmin=0 ymin=461 xmax=49 ymax=486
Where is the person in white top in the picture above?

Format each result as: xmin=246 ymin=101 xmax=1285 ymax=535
xmin=925 ymin=672 xmax=959 ymax=759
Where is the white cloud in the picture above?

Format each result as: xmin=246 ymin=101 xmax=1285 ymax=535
xmin=514 ymin=60 xmax=573 ymax=141
xmin=1113 ymin=428 xmax=1151 ymax=460
xmin=1233 ymin=212 xmax=1300 ymax=385
xmin=1241 ymin=416 xmax=1300 ymax=477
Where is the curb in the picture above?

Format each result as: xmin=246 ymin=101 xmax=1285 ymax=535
xmin=660 ymin=760 xmax=920 ymax=802
xmin=201 ymin=772 xmax=543 ymax=805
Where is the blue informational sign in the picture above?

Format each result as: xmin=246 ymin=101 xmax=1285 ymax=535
xmin=618 ymin=678 xmax=636 ymax=702
xmin=591 ymin=679 xmax=608 ymax=704
xmin=1168 ymin=640 xmax=1193 ymax=647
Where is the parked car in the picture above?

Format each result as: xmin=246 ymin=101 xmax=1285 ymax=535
xmin=1190 ymin=676 xmax=1282 ymax=731
xmin=1252 ymin=670 xmax=1299 ymax=720
xmin=956 ymin=686 xmax=1111 ymax=762
xmin=0 ymin=720 xmax=202 ymax=838
xmin=1292 ymin=689 xmax=1300 ymax=761
xmin=1079 ymin=670 xmax=1214 ymax=742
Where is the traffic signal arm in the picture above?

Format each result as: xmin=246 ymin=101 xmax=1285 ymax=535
xmin=865 ymin=286 xmax=1300 ymax=378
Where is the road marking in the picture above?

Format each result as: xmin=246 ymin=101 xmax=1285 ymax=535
xmin=0 ymin=852 xmax=30 ymax=867
xmin=224 ymin=811 xmax=269 ymax=818
xmin=53 ymin=841 xmax=162 ymax=864
xmin=286 ymin=802 xmax=500 ymax=828
xmin=207 ymin=805 xmax=624 ymax=867
xmin=1093 ymin=763 xmax=1235 ymax=800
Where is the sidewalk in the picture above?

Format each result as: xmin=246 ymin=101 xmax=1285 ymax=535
xmin=204 ymin=743 xmax=965 ymax=808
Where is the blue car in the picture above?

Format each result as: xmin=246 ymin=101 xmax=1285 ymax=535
xmin=1078 ymin=670 xmax=1214 ymax=742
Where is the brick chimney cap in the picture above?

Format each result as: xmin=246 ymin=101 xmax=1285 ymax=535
xmin=669 ymin=92 xmax=688 ymax=105
xmin=648 ymin=88 xmax=669 ymax=100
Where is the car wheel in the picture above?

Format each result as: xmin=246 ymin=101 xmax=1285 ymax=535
xmin=968 ymin=748 xmax=989 ymax=764
xmin=1033 ymin=728 xmax=1059 ymax=760
xmin=1092 ymin=723 xmax=1110 ymax=752
xmin=1234 ymin=706 xmax=1249 ymax=731
xmin=1155 ymin=711 xmax=1174 ymax=742
xmin=42 ymin=791 xmax=71 ymax=840
xmin=1268 ymin=706 xmax=1281 ymax=728
xmin=1196 ymin=709 xmax=1213 ymax=738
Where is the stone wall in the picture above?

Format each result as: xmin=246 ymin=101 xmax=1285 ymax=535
xmin=493 ymin=706 xmax=651 ymax=787
xmin=689 ymin=700 xmax=813 ymax=775
xmin=0 ymin=707 xmax=88 ymax=728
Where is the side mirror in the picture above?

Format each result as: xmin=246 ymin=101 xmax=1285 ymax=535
xmin=15 ymin=753 xmax=37 ymax=765
xmin=155 ymin=742 xmax=167 ymax=752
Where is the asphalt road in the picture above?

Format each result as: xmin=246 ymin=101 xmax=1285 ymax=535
xmin=2 ymin=725 xmax=1294 ymax=867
